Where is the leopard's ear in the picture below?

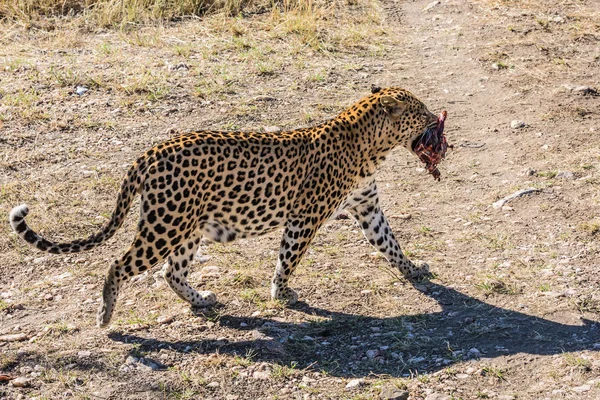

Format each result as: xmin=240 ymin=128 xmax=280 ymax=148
xmin=379 ymin=96 xmax=406 ymax=120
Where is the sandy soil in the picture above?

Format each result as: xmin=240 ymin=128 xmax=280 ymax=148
xmin=1 ymin=0 xmax=600 ymax=398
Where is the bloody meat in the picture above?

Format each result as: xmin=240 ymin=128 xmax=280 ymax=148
xmin=412 ymin=110 xmax=451 ymax=181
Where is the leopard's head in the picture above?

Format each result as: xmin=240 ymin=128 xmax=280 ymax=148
xmin=374 ymin=87 xmax=440 ymax=154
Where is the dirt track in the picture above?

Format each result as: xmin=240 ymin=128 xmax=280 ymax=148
xmin=1 ymin=0 xmax=600 ymax=399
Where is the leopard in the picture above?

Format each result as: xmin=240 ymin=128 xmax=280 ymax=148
xmin=9 ymin=86 xmax=445 ymax=328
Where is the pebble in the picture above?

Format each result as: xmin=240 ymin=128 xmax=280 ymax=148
xmin=252 ymin=371 xmax=271 ymax=380
xmin=0 ymin=333 xmax=29 ymax=342
xmin=423 ymin=0 xmax=441 ymax=12
xmin=510 ymin=119 xmax=527 ymax=129
xmin=561 ymin=84 xmax=598 ymax=95
xmin=425 ymin=393 xmax=450 ymax=400
xmin=77 ymin=351 xmax=92 ymax=359
xmin=200 ymin=266 xmax=221 ymax=278
xmin=157 ymin=315 xmax=174 ymax=324
xmin=253 ymin=95 xmax=277 ymax=102
xmin=75 ymin=86 xmax=88 ymax=96
xmin=195 ymin=254 xmax=211 ymax=263
xmin=379 ymin=385 xmax=409 ymax=400
xmin=510 ymin=120 xmax=526 ymax=129
xmin=468 ymin=348 xmax=482 ymax=358
xmin=11 ymin=377 xmax=31 ymax=387
xmin=366 ymin=349 xmax=379 ymax=359
xmin=263 ymin=126 xmax=282 ymax=133
xmin=572 ymin=385 xmax=590 ymax=393
xmin=556 ymin=170 xmax=574 ymax=180
xmin=138 ymin=358 xmax=164 ymax=371
xmin=207 ymin=381 xmax=220 ymax=388
xmin=345 ymin=378 xmax=365 ymax=389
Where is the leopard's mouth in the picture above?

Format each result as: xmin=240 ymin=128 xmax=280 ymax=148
xmin=411 ymin=111 xmax=450 ymax=181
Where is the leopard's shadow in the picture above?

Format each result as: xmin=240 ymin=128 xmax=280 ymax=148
xmin=109 ymin=281 xmax=600 ymax=377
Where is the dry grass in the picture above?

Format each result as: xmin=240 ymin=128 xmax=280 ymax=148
xmin=0 ymin=0 xmax=266 ymax=27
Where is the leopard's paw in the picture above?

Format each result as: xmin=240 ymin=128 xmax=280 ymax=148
xmin=196 ymin=290 xmax=217 ymax=307
xmin=272 ymin=287 xmax=298 ymax=305
xmin=407 ymin=260 xmax=431 ymax=279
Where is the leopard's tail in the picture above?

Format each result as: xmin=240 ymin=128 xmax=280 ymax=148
xmin=9 ymin=161 xmax=145 ymax=254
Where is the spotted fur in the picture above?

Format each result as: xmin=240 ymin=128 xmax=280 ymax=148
xmin=9 ymin=87 xmax=440 ymax=327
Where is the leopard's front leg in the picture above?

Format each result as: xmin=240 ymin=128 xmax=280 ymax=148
xmin=271 ymin=217 xmax=321 ymax=304
xmin=345 ymin=183 xmax=429 ymax=279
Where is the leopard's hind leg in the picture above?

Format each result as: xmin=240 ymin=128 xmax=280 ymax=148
xmin=97 ymin=232 xmax=171 ymax=327
xmin=164 ymin=231 xmax=217 ymax=307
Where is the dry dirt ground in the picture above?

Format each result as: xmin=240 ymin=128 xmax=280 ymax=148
xmin=1 ymin=0 xmax=600 ymax=399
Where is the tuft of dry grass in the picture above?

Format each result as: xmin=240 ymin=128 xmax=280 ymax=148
xmin=0 ymin=0 xmax=258 ymax=27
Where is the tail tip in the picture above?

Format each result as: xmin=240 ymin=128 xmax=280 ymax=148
xmin=9 ymin=204 xmax=29 ymax=224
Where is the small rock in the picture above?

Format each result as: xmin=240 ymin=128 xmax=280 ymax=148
xmin=423 ymin=0 xmax=441 ymax=12
xmin=361 ymin=290 xmax=372 ymax=295
xmin=379 ymin=385 xmax=409 ymax=400
xmin=125 ymin=356 xmax=139 ymax=365
xmin=366 ymin=349 xmax=379 ymax=359
xmin=77 ymin=351 xmax=92 ymax=359
xmin=75 ymin=86 xmax=88 ymax=96
xmin=456 ymin=373 xmax=469 ymax=379
xmin=468 ymin=348 xmax=482 ymax=358
xmin=200 ymin=266 xmax=221 ymax=278
xmin=207 ymin=381 xmax=220 ymax=388
xmin=425 ymin=393 xmax=450 ymax=400
xmin=510 ymin=120 xmax=526 ymax=129
xmin=252 ymin=371 xmax=271 ymax=380
xmin=195 ymin=254 xmax=211 ymax=263
xmin=562 ymin=84 xmax=598 ymax=96
xmin=11 ymin=377 xmax=31 ymax=388
xmin=345 ymin=378 xmax=365 ymax=389
xmin=263 ymin=126 xmax=281 ymax=133
xmin=138 ymin=358 xmax=165 ymax=371
xmin=253 ymin=95 xmax=277 ymax=102
xmin=501 ymin=206 xmax=514 ymax=212
xmin=226 ymin=396 xmax=239 ymax=400
xmin=0 ymin=333 xmax=29 ymax=342
xmin=19 ymin=367 xmax=33 ymax=374
xmin=572 ymin=384 xmax=590 ymax=393
xmin=157 ymin=315 xmax=174 ymax=325
xmin=556 ymin=171 xmax=575 ymax=180
xmin=251 ymin=330 xmax=266 ymax=340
